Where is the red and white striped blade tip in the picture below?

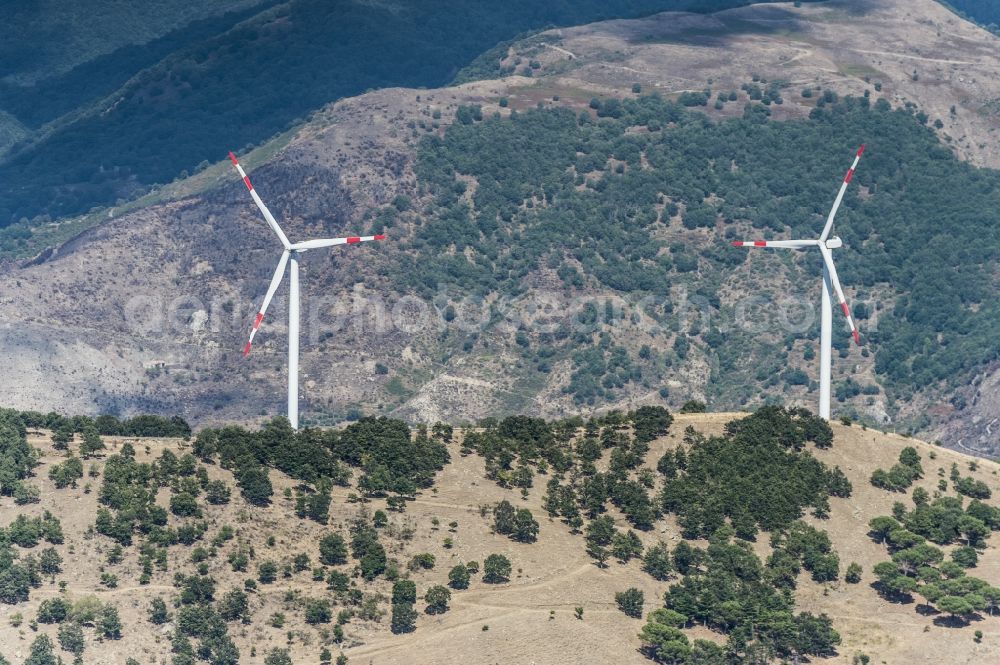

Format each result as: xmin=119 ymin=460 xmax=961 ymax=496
xmin=856 ymin=144 xmax=866 ymax=157
xmin=243 ymin=342 xmax=252 ymax=357
xmin=852 ymin=330 xmax=861 ymax=345
xmin=228 ymin=151 xmax=239 ymax=165
xmin=731 ymin=241 xmax=766 ymax=247
xmin=346 ymin=234 xmax=387 ymax=244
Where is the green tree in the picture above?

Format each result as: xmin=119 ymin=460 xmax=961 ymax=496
xmin=170 ymin=492 xmax=201 ymax=517
xmin=425 ymin=585 xmax=451 ymax=614
xmin=51 ymin=424 xmax=74 ymax=451
xmin=872 ymin=561 xmax=917 ymax=600
xmin=149 ymin=596 xmax=170 ymax=624
xmin=672 ymin=541 xmax=699 ymax=575
xmin=845 ymin=562 xmax=863 ymax=584
xmin=892 ymin=543 xmax=943 ymax=576
xmin=868 ymin=516 xmax=900 ymax=544
xmin=642 ymin=542 xmax=673 ymax=580
xmin=219 ymin=589 xmax=250 ymax=623
xmin=958 ymin=514 xmax=990 ymax=547
xmin=79 ymin=428 xmax=105 ymax=458
xmin=898 ymin=447 xmax=922 ymax=473
xmin=639 ymin=621 xmax=691 ymax=663
xmin=631 ymin=405 xmax=673 ymax=444
xmin=937 ymin=595 xmax=974 ymax=622
xmin=48 ymin=456 xmax=84 ymax=489
xmin=392 ymin=580 xmax=417 ymax=605
xmin=37 ymin=597 xmax=71 ymax=623
xmin=360 ymin=542 xmax=387 ymax=580
xmin=512 ymin=509 xmax=539 ymax=543
xmin=258 ymin=561 xmax=278 ymax=584
xmin=264 ymin=648 xmax=294 ymax=665
xmin=952 ymin=545 xmax=979 ymax=569
xmin=39 ymin=547 xmax=62 ymax=575
xmin=319 ymin=533 xmax=348 ymax=565
xmin=483 ymin=554 xmax=512 ymax=583
xmin=205 ymin=480 xmax=231 ymax=505
xmin=493 ymin=500 xmax=516 ymax=535
xmin=390 ymin=602 xmax=417 ymax=634
xmin=305 ymin=598 xmax=332 ymax=624
xmin=57 ymin=621 xmax=85 ymax=657
xmin=236 ymin=463 xmax=273 ymax=506
xmin=99 ymin=604 xmax=122 ymax=639
xmin=615 ymin=587 xmax=644 ymax=618
xmin=292 ymin=552 xmax=311 ymax=572
xmin=193 ymin=429 xmax=218 ymax=462
xmin=228 ymin=550 xmax=249 ymax=572
xmin=448 ymin=564 xmax=470 ymax=589
xmin=586 ymin=515 xmax=616 ymax=547
xmin=612 ymin=531 xmax=643 ymax=563
xmin=24 ymin=634 xmax=59 ymax=665
xmin=587 ymin=542 xmax=610 ymax=568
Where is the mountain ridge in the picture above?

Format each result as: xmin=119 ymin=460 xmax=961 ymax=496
xmin=0 ymin=0 xmax=998 ymax=457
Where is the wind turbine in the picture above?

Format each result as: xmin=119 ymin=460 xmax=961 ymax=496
xmin=229 ymin=151 xmax=385 ymax=429
xmin=730 ymin=145 xmax=865 ymax=420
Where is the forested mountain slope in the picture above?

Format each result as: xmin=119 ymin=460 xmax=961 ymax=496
xmin=0 ymin=0 xmax=998 ymax=454
xmin=939 ymin=0 xmax=1000 ymax=32
xmin=0 ymin=0 xmax=268 ymax=84
xmin=0 ymin=0 xmax=809 ymax=227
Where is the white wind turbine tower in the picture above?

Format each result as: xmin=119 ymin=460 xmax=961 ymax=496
xmin=229 ymin=152 xmax=385 ymax=429
xmin=731 ymin=145 xmax=865 ymax=420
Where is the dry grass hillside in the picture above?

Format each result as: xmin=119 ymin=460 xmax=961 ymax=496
xmin=0 ymin=0 xmax=998 ymax=448
xmin=2 ymin=412 xmax=1000 ymax=664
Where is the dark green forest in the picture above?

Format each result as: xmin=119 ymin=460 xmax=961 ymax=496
xmin=0 ymin=0 xmax=815 ymax=226
xmin=400 ymin=93 xmax=1000 ymax=408
xmin=0 ymin=2 xmax=283 ymax=130
xmin=939 ymin=0 xmax=1000 ymax=32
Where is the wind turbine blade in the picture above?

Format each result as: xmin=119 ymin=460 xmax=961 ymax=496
xmin=229 ymin=152 xmax=292 ymax=249
xmin=291 ymin=234 xmax=386 ymax=251
xmin=730 ymin=239 xmax=818 ymax=248
xmin=244 ymin=250 xmax=290 ymax=356
xmin=819 ymin=246 xmax=860 ymax=345
xmin=819 ymin=145 xmax=865 ymax=242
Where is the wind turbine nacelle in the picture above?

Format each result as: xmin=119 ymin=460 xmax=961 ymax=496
xmin=824 ymin=236 xmax=843 ymax=249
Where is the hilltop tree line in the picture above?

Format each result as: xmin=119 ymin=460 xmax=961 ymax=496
xmin=15 ymin=410 xmax=191 ymax=438
xmin=192 ymin=416 xmax=449 ymax=506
